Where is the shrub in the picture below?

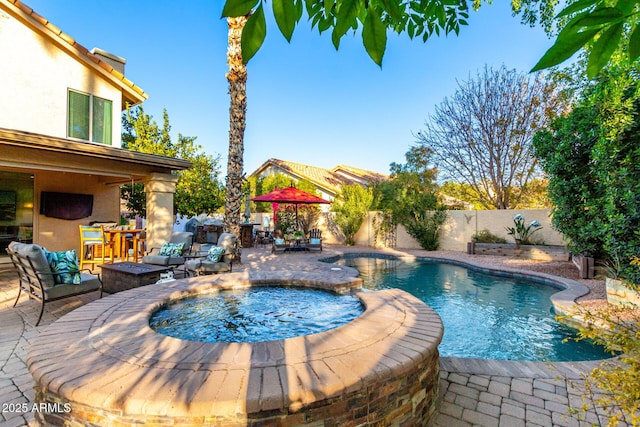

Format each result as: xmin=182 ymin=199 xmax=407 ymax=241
xmin=274 ymin=207 xmax=297 ymax=236
xmin=402 ymin=208 xmax=447 ymax=251
xmin=333 ymin=184 xmax=373 ymax=245
xmin=472 ymin=229 xmax=507 ymax=244
xmin=371 ymin=145 xmax=447 ymax=250
xmin=566 ymin=307 xmax=640 ymax=426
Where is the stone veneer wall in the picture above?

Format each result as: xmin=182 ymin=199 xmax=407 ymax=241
xmin=29 ymin=272 xmax=444 ymax=427
xmin=35 ymin=351 xmax=440 ymax=426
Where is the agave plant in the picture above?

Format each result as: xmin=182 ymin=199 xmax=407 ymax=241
xmin=505 ymin=214 xmax=542 ymax=245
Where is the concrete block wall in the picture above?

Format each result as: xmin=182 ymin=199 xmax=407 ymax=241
xmin=250 ymin=208 xmax=566 ymax=252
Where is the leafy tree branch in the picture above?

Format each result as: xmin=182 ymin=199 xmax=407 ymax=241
xmin=121 ymin=105 xmax=225 ymax=218
xmin=222 ymin=0 xmax=640 ymax=77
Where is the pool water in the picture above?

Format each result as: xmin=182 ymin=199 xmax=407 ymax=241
xmin=335 ymin=256 xmax=610 ymax=362
xmin=149 ymin=286 xmax=363 ymax=343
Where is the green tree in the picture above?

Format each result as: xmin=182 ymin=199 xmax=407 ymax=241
xmin=534 ymin=59 xmax=640 ymax=286
xmin=415 ymin=66 xmax=567 ymax=209
xmin=249 ymin=173 xmax=319 ymax=210
xmin=221 ymin=0 xmax=562 ymax=66
xmin=121 ymin=106 xmax=225 ymax=217
xmin=373 ymin=145 xmax=447 ymax=250
xmin=531 ymin=0 xmax=640 ymax=78
xmin=439 ymin=182 xmax=481 ymax=210
xmin=258 ymin=173 xmax=318 ymax=196
xmin=536 ymin=57 xmax=640 ymax=427
xmin=440 ymin=179 xmax=551 ymax=210
xmin=333 ymin=184 xmax=373 ymax=245
xmin=218 ymin=0 xmax=634 ymax=261
xmin=249 ymin=173 xmax=322 ymax=233
xmin=534 ymin=98 xmax=607 ymax=258
xmin=174 ymin=141 xmax=226 ymax=217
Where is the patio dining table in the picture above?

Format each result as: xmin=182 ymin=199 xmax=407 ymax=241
xmin=104 ymin=228 xmax=144 ymax=262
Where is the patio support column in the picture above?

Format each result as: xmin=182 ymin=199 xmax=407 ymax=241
xmin=144 ymin=173 xmax=178 ymax=251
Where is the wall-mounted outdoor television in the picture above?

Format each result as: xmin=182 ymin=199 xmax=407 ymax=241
xmin=40 ymin=192 xmax=93 ymax=220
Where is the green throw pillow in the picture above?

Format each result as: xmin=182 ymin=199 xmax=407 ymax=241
xmin=44 ymin=249 xmax=81 ymax=285
xmin=159 ymin=242 xmax=184 ymax=257
xmin=207 ymin=246 xmax=225 ymax=263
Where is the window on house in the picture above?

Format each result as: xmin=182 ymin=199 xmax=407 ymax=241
xmin=68 ymin=90 xmax=112 ymax=144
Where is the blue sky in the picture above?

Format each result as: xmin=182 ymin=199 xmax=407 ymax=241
xmin=25 ymin=1 xmax=555 ymax=176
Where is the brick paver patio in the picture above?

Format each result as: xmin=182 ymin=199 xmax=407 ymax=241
xmin=0 ymin=245 xmax=632 ymax=426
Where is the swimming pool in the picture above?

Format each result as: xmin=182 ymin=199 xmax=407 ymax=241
xmin=332 ymin=255 xmax=610 ymax=362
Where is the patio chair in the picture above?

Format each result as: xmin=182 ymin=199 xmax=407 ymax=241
xmin=79 ymin=225 xmax=114 ymax=270
xmin=141 ymin=231 xmax=193 ymax=269
xmin=272 ymin=230 xmax=288 ymax=254
xmin=184 ymin=233 xmax=238 ymax=276
xmin=253 ymin=230 xmax=265 ymax=248
xmin=7 ymin=242 xmax=102 ymax=326
xmin=307 ymin=228 xmax=323 ymax=252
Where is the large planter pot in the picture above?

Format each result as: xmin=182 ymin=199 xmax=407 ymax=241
xmin=605 ymin=277 xmax=640 ymax=307
xmin=468 ymin=242 xmax=570 ymax=261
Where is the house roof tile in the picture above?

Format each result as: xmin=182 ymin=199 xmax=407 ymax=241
xmin=2 ymin=0 xmax=148 ymax=107
xmin=250 ymin=158 xmax=388 ymax=197
xmin=332 ymin=164 xmax=388 ymax=182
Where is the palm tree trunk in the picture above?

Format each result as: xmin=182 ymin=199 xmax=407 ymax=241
xmin=225 ymin=16 xmax=247 ymax=259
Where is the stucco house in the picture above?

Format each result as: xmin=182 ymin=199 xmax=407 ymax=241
xmin=0 ymin=0 xmax=191 ymax=260
xmin=248 ymin=158 xmax=388 ymax=204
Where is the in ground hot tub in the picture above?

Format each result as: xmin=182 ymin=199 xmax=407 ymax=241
xmin=150 ymin=286 xmax=364 ymax=343
xmin=27 ymin=272 xmax=444 ymax=426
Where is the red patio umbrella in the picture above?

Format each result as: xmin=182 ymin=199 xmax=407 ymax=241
xmin=251 ymin=186 xmax=330 ymax=229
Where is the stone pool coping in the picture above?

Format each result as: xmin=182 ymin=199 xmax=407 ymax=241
xmin=27 ymin=271 xmax=444 ymax=421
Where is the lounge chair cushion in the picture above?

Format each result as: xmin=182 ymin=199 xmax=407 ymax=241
xmin=142 ymin=255 xmax=185 ymax=267
xmin=44 ymin=273 xmax=101 ymax=299
xmin=159 ymin=242 xmax=185 ymax=257
xmin=44 ymin=249 xmax=81 ymax=285
xmin=8 ymin=242 xmax=55 ymax=288
xmin=274 ymin=238 xmax=286 ymax=246
xmin=207 ymin=246 xmax=225 ymax=262
xmin=309 ymin=238 xmax=321 ymax=245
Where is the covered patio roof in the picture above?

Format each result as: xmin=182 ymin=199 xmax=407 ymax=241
xmin=0 ymin=128 xmax=192 ymax=182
